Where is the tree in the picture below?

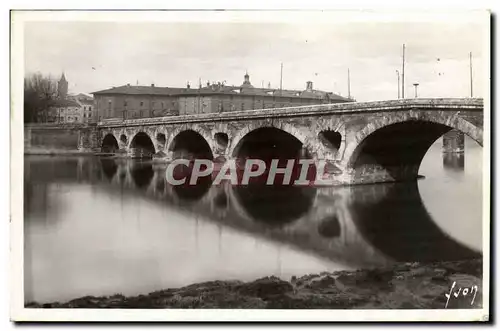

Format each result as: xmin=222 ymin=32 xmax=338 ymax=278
xmin=24 ymin=73 xmax=57 ymax=123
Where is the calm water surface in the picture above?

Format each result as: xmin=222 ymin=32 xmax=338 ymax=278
xmin=24 ymin=137 xmax=483 ymax=303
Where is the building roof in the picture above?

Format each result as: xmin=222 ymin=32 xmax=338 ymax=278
xmin=50 ymin=99 xmax=81 ymax=108
xmin=92 ymin=81 xmax=352 ymax=102
xmin=78 ymin=99 xmax=95 ymax=105
xmin=92 ymin=85 xmax=191 ymax=96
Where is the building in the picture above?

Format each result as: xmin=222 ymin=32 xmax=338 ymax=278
xmin=92 ymin=72 xmax=353 ymax=121
xmin=50 ymin=99 xmax=83 ymax=123
xmin=69 ymin=93 xmax=96 ymax=123
xmin=92 ymin=84 xmax=184 ymax=121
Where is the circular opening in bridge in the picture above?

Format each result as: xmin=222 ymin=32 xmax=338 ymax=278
xmin=101 ymin=134 xmax=119 ymax=153
xmin=317 ymin=216 xmax=341 ymax=238
xmin=214 ymin=191 xmax=228 ymax=210
xmin=120 ymin=134 xmax=128 ymax=145
xmin=318 ymin=130 xmax=342 ymax=152
xmin=156 ymin=133 xmax=166 ymax=146
xmin=233 ymin=185 xmax=316 ymax=227
xmin=100 ymin=158 xmax=118 ymax=181
xmin=168 ymin=130 xmax=213 ymax=160
xmin=130 ymin=161 xmax=154 ymax=189
xmin=214 ymin=132 xmax=229 ymax=150
xmin=155 ymin=175 xmax=165 ymax=194
xmin=130 ymin=132 xmax=156 ymax=158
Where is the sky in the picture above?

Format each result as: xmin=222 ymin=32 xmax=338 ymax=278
xmin=23 ymin=13 xmax=487 ymax=102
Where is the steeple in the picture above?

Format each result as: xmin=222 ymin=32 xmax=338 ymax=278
xmin=241 ymin=71 xmax=253 ymax=88
xmin=57 ymin=72 xmax=68 ymax=99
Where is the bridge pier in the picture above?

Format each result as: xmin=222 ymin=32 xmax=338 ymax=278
xmin=442 ymin=129 xmax=465 ymax=154
xmin=77 ymin=126 xmax=100 ymax=153
xmin=346 ymin=164 xmax=421 ymax=185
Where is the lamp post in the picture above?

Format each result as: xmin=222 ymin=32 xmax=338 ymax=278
xmin=396 ymin=70 xmax=400 ymax=99
xmin=413 ymin=83 xmax=419 ymax=98
xmin=469 ymin=51 xmax=473 ymax=98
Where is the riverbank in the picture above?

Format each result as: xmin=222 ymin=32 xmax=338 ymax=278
xmin=26 ymin=259 xmax=482 ymax=309
xmin=24 ymin=148 xmax=95 ymax=156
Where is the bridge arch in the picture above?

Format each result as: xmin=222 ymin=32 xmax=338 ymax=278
xmin=129 ymin=132 xmax=156 ymax=158
xmin=343 ymin=110 xmax=483 ymax=183
xmin=167 ymin=129 xmax=214 ymax=159
xmin=101 ymin=133 xmax=119 ymax=153
xmin=230 ymin=125 xmax=309 ymax=160
xmin=229 ymin=122 xmax=307 ymax=158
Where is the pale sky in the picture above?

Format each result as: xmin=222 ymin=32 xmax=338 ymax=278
xmin=23 ymin=16 xmax=486 ymax=101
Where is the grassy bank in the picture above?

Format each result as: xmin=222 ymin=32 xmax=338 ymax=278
xmin=26 ymin=259 xmax=482 ymax=309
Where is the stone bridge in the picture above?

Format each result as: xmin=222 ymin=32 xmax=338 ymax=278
xmin=83 ymin=98 xmax=484 ymax=185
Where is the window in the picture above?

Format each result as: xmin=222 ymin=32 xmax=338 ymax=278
xmin=140 ymin=110 xmax=143 ymax=117
xmin=152 ymin=101 xmax=155 ymax=108
xmin=108 ymin=100 xmax=112 ymax=109
xmin=124 ymin=101 xmax=127 ymax=106
xmin=161 ymin=102 xmax=164 ymax=108
xmin=140 ymin=101 xmax=144 ymax=107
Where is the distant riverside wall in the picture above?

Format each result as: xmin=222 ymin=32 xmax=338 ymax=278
xmin=24 ymin=124 xmax=99 ymax=155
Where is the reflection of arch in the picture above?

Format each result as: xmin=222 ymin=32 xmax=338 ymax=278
xmin=345 ymin=112 xmax=482 ymax=168
xmin=130 ymin=161 xmax=154 ymax=189
xmin=100 ymin=158 xmax=118 ymax=181
xmin=101 ymin=133 xmax=119 ymax=153
xmin=168 ymin=129 xmax=213 ymax=159
xmin=229 ymin=123 xmax=307 ymax=158
xmin=231 ymin=185 xmax=316 ymax=228
xmin=130 ymin=132 xmax=155 ymax=158
xmin=348 ymin=182 xmax=481 ymax=262
xmin=172 ymin=176 xmax=212 ymax=203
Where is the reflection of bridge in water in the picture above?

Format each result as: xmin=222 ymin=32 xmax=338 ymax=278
xmin=25 ymin=156 xmax=481 ymax=270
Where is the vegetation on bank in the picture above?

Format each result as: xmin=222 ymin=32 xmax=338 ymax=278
xmin=26 ymin=259 xmax=482 ymax=309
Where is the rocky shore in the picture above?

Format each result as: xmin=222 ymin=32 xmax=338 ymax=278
xmin=26 ymin=259 xmax=482 ymax=309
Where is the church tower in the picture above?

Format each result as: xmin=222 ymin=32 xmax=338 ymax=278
xmin=241 ymin=71 xmax=253 ymax=88
xmin=57 ymin=72 xmax=68 ymax=99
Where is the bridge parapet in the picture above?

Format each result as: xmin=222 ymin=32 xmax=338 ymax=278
xmin=96 ymin=98 xmax=484 ymax=128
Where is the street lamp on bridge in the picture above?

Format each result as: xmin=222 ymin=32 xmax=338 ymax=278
xmin=396 ymin=70 xmax=400 ymax=99
xmin=413 ymin=83 xmax=419 ymax=98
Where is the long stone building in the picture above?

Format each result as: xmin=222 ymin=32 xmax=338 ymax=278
xmin=92 ymin=72 xmax=353 ymax=121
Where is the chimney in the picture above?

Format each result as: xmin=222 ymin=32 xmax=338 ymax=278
xmin=127 ymin=83 xmax=130 ymax=87
xmin=151 ymin=83 xmax=155 ymax=87
xmin=207 ymin=81 xmax=210 ymax=87
xmin=306 ymin=81 xmax=313 ymax=91
xmin=187 ymin=82 xmax=190 ymax=89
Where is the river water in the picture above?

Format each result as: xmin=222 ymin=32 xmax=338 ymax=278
xmin=23 ymin=137 xmax=483 ymax=304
